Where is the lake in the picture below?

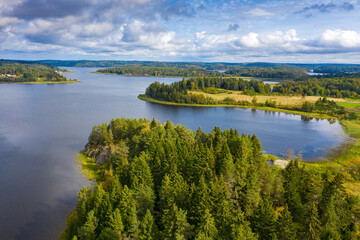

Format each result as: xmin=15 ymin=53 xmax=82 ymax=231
xmin=0 ymin=67 xmax=350 ymax=239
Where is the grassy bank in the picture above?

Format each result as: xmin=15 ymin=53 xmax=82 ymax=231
xmin=304 ymin=120 xmax=360 ymax=196
xmin=76 ymin=152 xmax=101 ymax=182
xmin=190 ymin=89 xmax=351 ymax=106
xmin=138 ymin=94 xmax=336 ymax=119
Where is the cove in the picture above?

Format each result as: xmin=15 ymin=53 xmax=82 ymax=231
xmin=0 ymin=67 xmax=350 ymax=239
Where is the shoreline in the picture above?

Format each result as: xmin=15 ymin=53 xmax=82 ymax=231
xmin=138 ymin=94 xmax=337 ymax=120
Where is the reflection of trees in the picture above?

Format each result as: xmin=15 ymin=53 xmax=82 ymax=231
xmin=301 ymin=116 xmax=313 ymax=122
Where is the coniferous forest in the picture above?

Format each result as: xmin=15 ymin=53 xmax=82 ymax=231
xmin=60 ymin=118 xmax=359 ymax=240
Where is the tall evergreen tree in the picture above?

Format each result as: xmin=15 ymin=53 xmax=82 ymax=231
xmin=139 ymin=209 xmax=156 ymax=240
xmin=304 ymin=203 xmax=322 ymax=240
xmin=276 ymin=205 xmax=297 ymax=240
xmin=77 ymin=210 xmax=98 ymax=240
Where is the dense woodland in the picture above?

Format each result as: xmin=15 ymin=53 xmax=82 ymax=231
xmin=61 ymin=118 xmax=359 ymax=240
xmin=143 ymin=77 xmax=355 ymax=118
xmin=96 ymin=67 xmax=225 ymax=78
xmin=0 ymin=60 xmax=67 ymax=82
xmin=225 ymin=66 xmax=308 ymax=79
xmin=96 ymin=65 xmax=311 ymax=79
xmin=272 ymin=77 xmax=360 ymax=98
xmin=310 ymin=65 xmax=360 ymax=74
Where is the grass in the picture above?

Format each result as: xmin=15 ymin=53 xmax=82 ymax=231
xmin=190 ymin=89 xmax=349 ymax=108
xmin=337 ymin=102 xmax=360 ymax=109
xmin=76 ymin=152 xmax=102 ymax=182
xmin=304 ymin=120 xmax=360 ymax=197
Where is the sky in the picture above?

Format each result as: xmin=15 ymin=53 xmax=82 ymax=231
xmin=1 ymin=0 xmax=360 ymax=63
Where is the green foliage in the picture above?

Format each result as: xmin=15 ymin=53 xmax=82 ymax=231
xmin=145 ymin=77 xmax=272 ymax=105
xmin=273 ymin=77 xmax=360 ymax=99
xmin=225 ymin=65 xmax=308 ymax=79
xmin=61 ymin=118 xmax=360 ymax=240
xmin=0 ymin=60 xmax=68 ymax=82
xmin=139 ymin=209 xmax=156 ymax=240
xmin=96 ymin=66 xmax=226 ymax=77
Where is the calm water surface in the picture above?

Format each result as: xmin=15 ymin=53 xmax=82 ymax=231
xmin=0 ymin=67 xmax=350 ymax=239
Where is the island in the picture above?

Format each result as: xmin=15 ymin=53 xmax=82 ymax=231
xmin=94 ymin=64 xmax=309 ymax=80
xmin=60 ymin=118 xmax=359 ymax=239
xmin=0 ymin=60 xmax=77 ymax=83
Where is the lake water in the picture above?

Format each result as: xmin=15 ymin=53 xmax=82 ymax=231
xmin=0 ymin=67 xmax=350 ymax=239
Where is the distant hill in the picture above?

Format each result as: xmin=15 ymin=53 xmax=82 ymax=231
xmin=35 ymin=60 xmax=360 ymax=74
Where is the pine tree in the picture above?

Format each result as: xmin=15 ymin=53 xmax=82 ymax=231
xmin=98 ymin=193 xmax=113 ymax=229
xmin=321 ymin=196 xmax=341 ymax=240
xmin=304 ymin=203 xmax=322 ymax=240
xmin=109 ymin=208 xmax=124 ymax=237
xmin=196 ymin=208 xmax=217 ymax=239
xmin=118 ymin=185 xmax=139 ymax=238
xmin=129 ymin=152 xmax=154 ymax=189
xmin=109 ymin=177 xmax=122 ymax=206
xmin=139 ymin=209 xmax=155 ymax=240
xmin=77 ymin=210 xmax=98 ymax=240
xmin=219 ymin=142 xmax=234 ymax=180
xmin=276 ymin=205 xmax=297 ymax=240
xmin=162 ymin=204 xmax=193 ymax=240
xmin=97 ymin=228 xmax=120 ymax=240
xmin=251 ymin=196 xmax=276 ymax=240
xmin=251 ymin=134 xmax=262 ymax=159
xmin=231 ymin=208 xmax=256 ymax=240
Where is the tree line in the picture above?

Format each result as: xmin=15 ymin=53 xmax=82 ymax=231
xmin=142 ymin=77 xmax=359 ymax=119
xmin=0 ymin=60 xmax=67 ymax=82
xmin=145 ymin=77 xmax=271 ymax=103
xmin=60 ymin=118 xmax=359 ymax=240
xmin=96 ymin=67 xmax=225 ymax=78
xmin=225 ymin=66 xmax=308 ymax=80
xmin=273 ymin=77 xmax=360 ymax=99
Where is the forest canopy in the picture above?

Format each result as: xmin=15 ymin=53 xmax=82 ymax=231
xmin=61 ymin=118 xmax=359 ymax=240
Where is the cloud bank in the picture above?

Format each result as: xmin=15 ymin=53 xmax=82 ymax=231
xmin=0 ymin=0 xmax=360 ymax=62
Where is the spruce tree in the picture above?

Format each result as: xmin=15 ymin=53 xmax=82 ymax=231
xmin=276 ymin=205 xmax=297 ymax=240
xmin=304 ymin=203 xmax=322 ymax=240
xmin=77 ymin=210 xmax=98 ymax=240
xmin=139 ymin=209 xmax=156 ymax=240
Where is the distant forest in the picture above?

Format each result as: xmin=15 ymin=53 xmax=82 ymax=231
xmin=96 ymin=66 xmax=225 ymax=78
xmin=0 ymin=60 xmax=67 ymax=82
xmin=34 ymin=60 xmax=360 ymax=74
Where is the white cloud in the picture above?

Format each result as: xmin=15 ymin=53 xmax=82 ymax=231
xmin=240 ymin=32 xmax=261 ymax=48
xmin=0 ymin=17 xmax=22 ymax=27
xmin=239 ymin=29 xmax=301 ymax=50
xmin=320 ymin=29 xmax=360 ymax=48
xmin=246 ymin=8 xmax=273 ymax=17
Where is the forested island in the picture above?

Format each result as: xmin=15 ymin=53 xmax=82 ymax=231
xmin=140 ymin=76 xmax=360 ymax=120
xmin=61 ymin=118 xmax=359 ymax=240
xmin=0 ymin=60 xmax=74 ymax=83
xmin=95 ymin=66 xmax=225 ymax=78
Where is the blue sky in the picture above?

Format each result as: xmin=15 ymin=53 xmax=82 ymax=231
xmin=1 ymin=0 xmax=360 ymax=63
